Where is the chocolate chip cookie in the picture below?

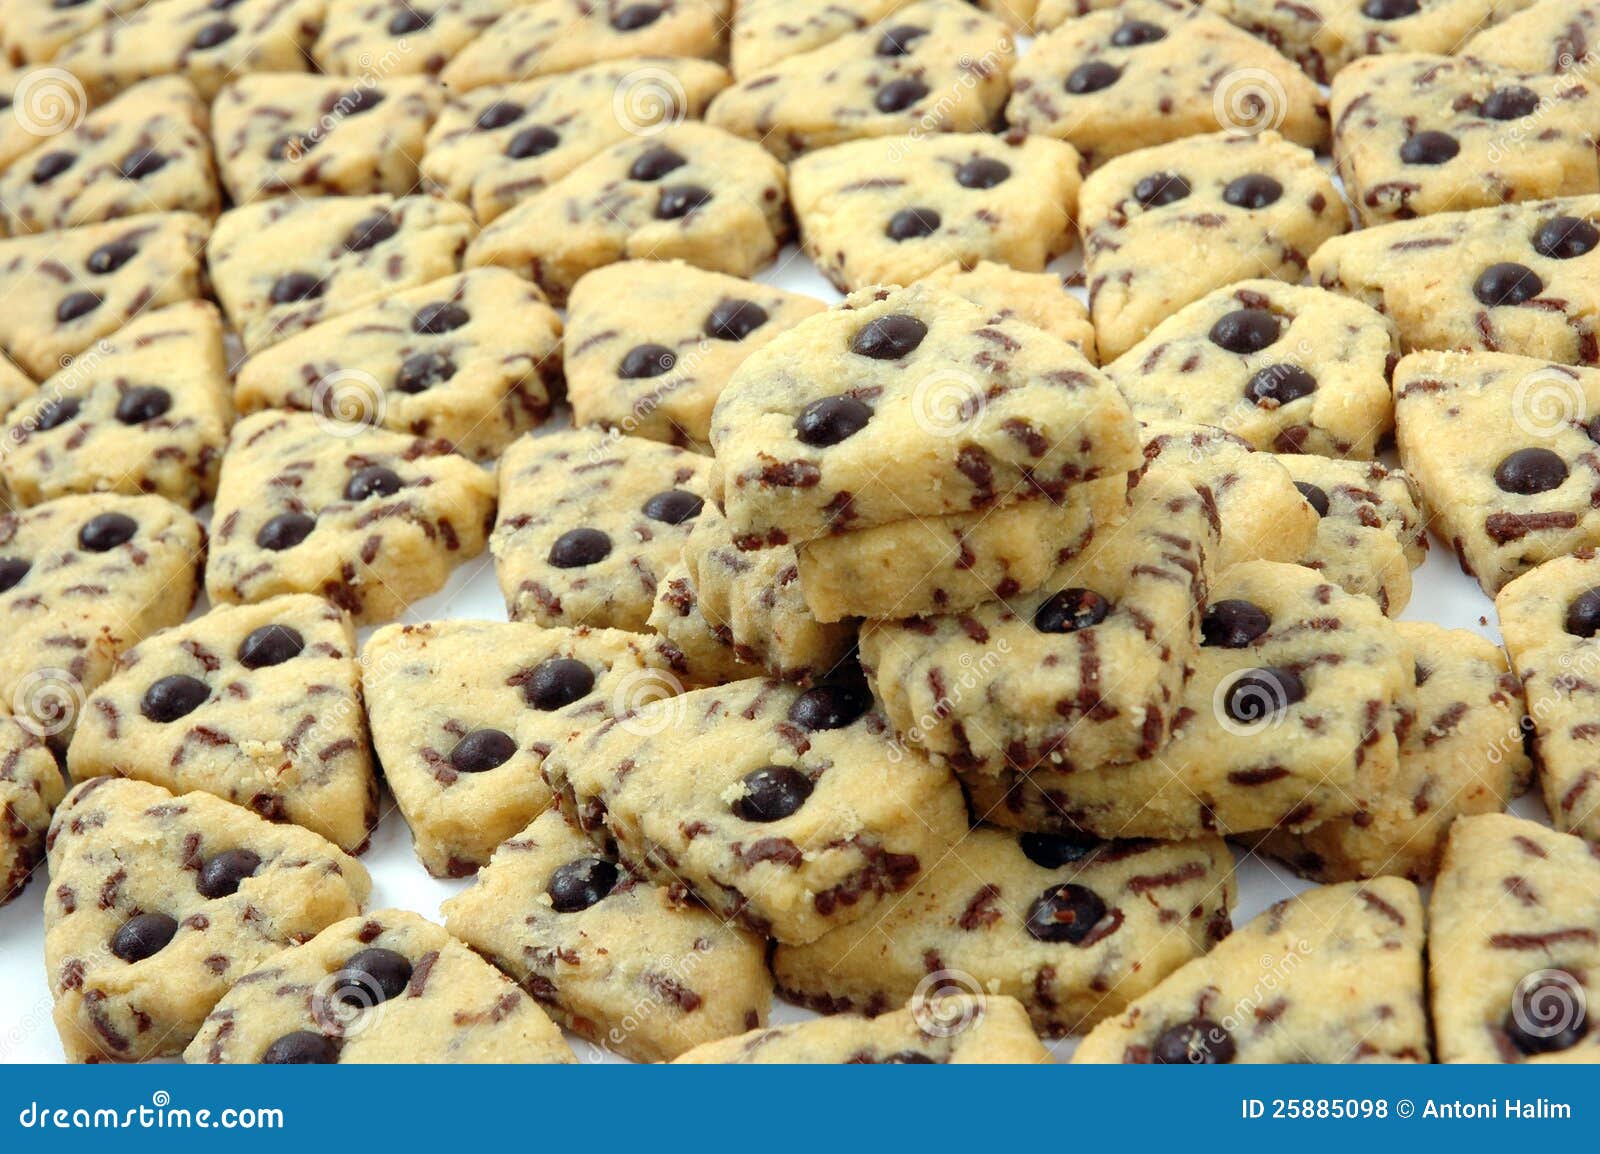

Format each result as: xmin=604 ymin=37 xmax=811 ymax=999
xmin=0 ymin=716 xmax=63 ymax=907
xmin=1460 ymin=0 xmax=1600 ymax=74
xmin=0 ymin=0 xmax=148 ymax=65
xmin=730 ymin=0 xmax=915 ymax=76
xmin=314 ymin=0 xmax=518 ymax=78
xmin=915 ymin=260 xmax=1097 ymax=360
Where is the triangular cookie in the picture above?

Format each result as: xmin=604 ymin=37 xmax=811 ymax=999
xmin=1460 ymin=0 xmax=1600 ymax=75
xmin=730 ymin=0 xmax=914 ymax=76
xmin=314 ymin=0 xmax=519 ymax=78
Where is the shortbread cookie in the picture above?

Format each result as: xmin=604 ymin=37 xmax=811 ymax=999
xmin=1460 ymin=0 xmax=1600 ymax=74
xmin=775 ymin=829 xmax=1235 ymax=1037
xmin=66 ymin=595 xmax=376 ymax=854
xmin=0 ymin=494 xmax=203 ymax=739
xmin=363 ymin=619 xmax=681 ymax=877
xmin=788 ymin=132 xmax=1080 ymax=293
xmin=1332 ymin=54 xmax=1600 ymax=226
xmin=965 ymin=560 xmax=1408 ymax=840
xmin=1074 ymin=878 xmax=1428 ymax=1063
xmin=675 ymin=994 xmax=1052 ymax=1062
xmin=185 ymin=909 xmax=575 ymax=1063
xmin=0 ymin=0 xmax=149 ymax=64
xmin=861 ymin=474 xmax=1213 ymax=774
xmin=1310 ymin=195 xmax=1600 ymax=365
xmin=707 ymin=0 xmax=1015 ymax=160
xmin=491 ymin=428 xmax=711 ymax=632
xmin=233 ymin=268 xmax=561 ymax=462
xmin=1393 ymin=351 xmax=1600 ymax=593
xmin=0 ymin=717 xmax=64 ymax=906
xmin=53 ymin=0 xmax=322 ymax=100
xmin=1009 ymin=0 xmax=1327 ymax=167
xmin=1255 ymin=621 xmax=1528 ymax=882
xmin=439 ymin=0 xmax=731 ymax=90
xmin=45 ymin=777 xmax=370 ymax=1063
xmin=466 ymin=122 xmax=788 ymax=306
xmin=1430 ymin=814 xmax=1600 ymax=1063
xmin=443 ymin=809 xmax=770 ymax=1062
xmin=730 ymin=0 xmax=914 ymax=75
xmin=563 ymin=261 xmax=824 ymax=451
xmin=1277 ymin=455 xmax=1427 ymax=614
xmin=1108 ymin=281 xmax=1399 ymax=458
xmin=0 ymin=301 xmax=230 ymax=510
xmin=710 ymin=283 xmax=1141 ymax=546
xmin=208 ymin=193 xmax=476 ymax=353
xmin=542 ymin=675 xmax=969 ymax=944
xmin=0 ymin=77 xmax=217 ymax=235
xmin=314 ymin=0 xmax=517 ymax=77
xmin=211 ymin=73 xmax=442 ymax=203
xmin=647 ymin=561 xmax=753 ymax=684
xmin=1081 ymin=131 xmax=1347 ymax=360
xmin=1498 ymin=548 xmax=1600 ymax=842
xmin=0 ymin=211 xmax=207 ymax=380
xmin=915 ymin=261 xmax=1097 ymax=360
xmin=206 ymin=412 xmax=495 ymax=625
xmin=420 ymin=57 xmax=730 ymax=224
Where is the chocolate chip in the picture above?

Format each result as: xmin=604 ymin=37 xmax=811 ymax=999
xmin=117 ymin=148 xmax=166 ymax=180
xmin=1399 ymin=130 xmax=1459 ymax=165
xmin=141 ymin=674 xmax=210 ymax=723
xmin=114 ymin=386 xmax=171 ymax=425
xmin=475 ymin=100 xmax=523 ymax=129
xmin=412 ymin=301 xmax=469 ymax=335
xmin=1222 ymin=173 xmax=1283 ymax=209
xmin=332 ymin=947 xmax=412 ymax=1007
xmin=629 ymin=145 xmax=686 ymax=182
xmin=1474 ymin=262 xmax=1543 ymax=307
xmin=31 ymin=151 xmax=75 ymax=185
xmin=238 ymin=624 xmax=305 ymax=668
xmin=788 ymin=681 xmax=873 ymax=730
xmin=611 ymin=2 xmax=661 ymax=30
xmin=1209 ymin=308 xmax=1281 ymax=353
xmin=1152 ymin=1018 xmax=1236 ymax=1064
xmin=197 ymin=849 xmax=262 ymax=899
xmin=1494 ymin=446 xmax=1567 ymax=494
xmin=1504 ymin=971 xmax=1590 ymax=1055
xmin=506 ymin=124 xmax=559 ymax=159
xmin=1223 ymin=667 xmax=1306 ymax=724
xmin=190 ymin=19 xmax=237 ymax=49
xmin=795 ymin=394 xmax=872 ymax=445
xmin=255 ymin=512 xmax=315 ymax=551
xmin=642 ymin=489 xmax=703 ymax=524
xmin=34 ymin=398 xmax=80 ymax=431
xmin=1564 ymin=588 xmax=1600 ymax=637
xmin=1201 ymin=599 xmax=1271 ymax=648
xmin=1066 ymin=61 xmax=1120 ymax=94
xmin=1246 ymin=363 xmax=1316 ymax=407
xmin=0 ymin=558 xmax=30 ymax=593
xmin=547 ymin=527 xmax=611 ymax=568
xmin=263 ymin=1032 xmax=338 ymax=1064
xmin=523 ymin=657 xmax=595 ymax=710
xmin=731 ymin=764 xmax=813 ymax=822
xmin=450 ymin=728 xmax=516 ymax=773
xmin=1480 ymin=86 xmax=1539 ymax=120
xmin=340 ymin=87 xmax=384 ymax=115
xmin=885 ymin=207 xmax=940 ymax=240
xmin=851 ymin=314 xmax=927 ymax=359
xmin=269 ymin=272 xmax=323 ymax=304
xmin=386 ymin=6 xmax=429 ymax=34
xmin=1111 ymin=18 xmax=1166 ymax=44
xmin=875 ymin=77 xmax=929 ymax=113
xmin=56 ymin=291 xmax=101 ymax=323
xmin=86 ymin=239 xmax=137 ymax=275
xmin=1033 ymin=588 xmax=1110 ymax=633
xmin=1134 ymin=172 xmax=1189 ymax=207
xmin=618 ymin=343 xmax=676 ymax=379
xmin=110 ymin=912 xmax=178 ymax=962
xmin=1361 ymin=0 xmax=1418 ymax=17
xmin=344 ymin=465 xmax=402 ymax=501
xmin=705 ymin=299 xmax=768 ymax=341
xmin=1019 ymin=830 xmax=1101 ymax=868
xmin=395 ymin=350 xmax=455 ymax=393
xmin=875 ymin=24 xmax=926 ymax=55
xmin=955 ymin=157 xmax=1011 ymax=189
xmin=1024 ymin=883 xmax=1106 ymax=944
xmin=547 ymin=857 xmax=620 ymax=912
xmin=656 ymin=183 xmax=711 ymax=220
xmin=79 ymin=512 xmax=136 ymax=551
xmin=1295 ymin=481 xmax=1329 ymax=517
xmin=1533 ymin=215 xmax=1599 ymax=260
xmin=344 ymin=212 xmax=398 ymax=252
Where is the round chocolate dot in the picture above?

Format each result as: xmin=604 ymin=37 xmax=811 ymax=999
xmin=506 ymin=124 xmax=559 ymax=159
xmin=141 ymin=674 xmax=210 ymax=723
xmin=885 ymin=207 xmax=940 ymax=240
xmin=1295 ymin=481 xmax=1330 ymax=517
xmin=788 ymin=681 xmax=873 ymax=731
xmin=1019 ymin=830 xmax=1101 ymax=868
xmin=1152 ymin=1018 xmax=1236 ymax=1064
xmin=795 ymin=394 xmax=872 ymax=446
xmin=548 ymin=857 xmax=621 ymax=912
xmin=344 ymin=213 xmax=398 ymax=252
xmin=270 ymin=272 xmax=323 ymax=304
xmin=1246 ymin=363 xmax=1316 ymax=407
xmin=238 ymin=624 xmax=305 ymax=669
xmin=642 ymin=489 xmax=703 ymax=524
xmin=31 ymin=150 xmax=75 ymax=185
xmin=110 ymin=912 xmax=178 ymax=962
xmin=656 ymin=183 xmax=711 ymax=220
xmin=395 ymin=350 xmax=455 ymax=393
xmin=332 ymin=947 xmax=412 ymax=1007
xmin=263 ymin=1032 xmax=338 ymax=1064
xmin=0 ymin=558 xmax=30 ymax=594
xmin=955 ymin=157 xmax=1011 ymax=190
xmin=1504 ymin=971 xmax=1590 ymax=1056
xmin=1564 ymin=588 xmax=1600 ymax=637
xmin=255 ymin=511 xmax=316 ymax=551
xmin=86 ymin=239 xmax=137 ymax=275
xmin=1201 ymin=599 xmax=1271 ymax=648
xmin=1223 ymin=666 xmax=1306 ymax=724
xmin=704 ymin=299 xmax=768 ymax=342
xmin=450 ymin=728 xmax=516 ymax=773
xmin=79 ymin=512 xmax=136 ymax=551
xmin=344 ymin=465 xmax=402 ymax=501
xmin=115 ymin=385 xmax=172 ymax=425
xmin=197 ymin=849 xmax=262 ymax=899
xmin=1399 ymin=130 xmax=1459 ymax=165
xmin=1033 ymin=588 xmax=1110 ymax=633
xmin=875 ymin=24 xmax=926 ymax=55
xmin=1533 ymin=215 xmax=1599 ymax=260
xmin=1066 ymin=60 xmax=1120 ymax=94
xmin=618 ymin=343 xmax=676 ymax=379
xmin=1494 ymin=446 xmax=1567 ymax=494
xmin=522 ymin=657 xmax=595 ymax=710
xmin=1222 ymin=173 xmax=1283 ymax=209
xmin=548 ymin=527 xmax=612 ymax=568
xmin=340 ymin=87 xmax=384 ymax=115
xmin=475 ymin=100 xmax=523 ymax=130
xmin=34 ymin=397 xmax=80 ymax=431
xmin=387 ymin=6 xmax=429 ymax=33
xmin=1111 ymin=18 xmax=1166 ymax=45
xmin=1361 ymin=0 xmax=1419 ymax=17
xmin=731 ymin=764 xmax=813 ymax=822
xmin=1024 ymin=883 xmax=1106 ymax=944
xmin=611 ymin=2 xmax=660 ymax=30
xmin=1481 ymin=85 xmax=1539 ymax=120
xmin=412 ymin=301 xmax=469 ymax=335
xmin=629 ymin=145 xmax=686 ymax=182
xmin=191 ymin=19 xmax=237 ymax=49
xmin=851 ymin=314 xmax=927 ymax=359
xmin=1474 ymin=261 xmax=1543 ymax=307
xmin=1209 ymin=308 xmax=1281 ymax=353
xmin=118 ymin=148 xmax=166 ymax=180
xmin=56 ymin=291 xmax=101 ymax=323
xmin=875 ymin=77 xmax=929 ymax=113
xmin=1133 ymin=172 xmax=1189 ymax=208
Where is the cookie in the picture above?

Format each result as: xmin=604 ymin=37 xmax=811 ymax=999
xmin=208 ymin=193 xmax=476 ymax=353
xmin=1459 ymin=0 xmax=1600 ymax=74
xmin=0 ymin=77 xmax=217 ymax=235
xmin=0 ymin=0 xmax=148 ymax=64
xmin=563 ymin=261 xmax=825 ymax=452
xmin=1008 ymin=0 xmax=1327 ymax=167
xmin=915 ymin=260 xmax=1097 ymax=360
xmin=787 ymin=131 xmax=1081 ymax=293
xmin=674 ymin=994 xmax=1052 ymax=1062
xmin=0 ymin=211 xmax=207 ymax=380
xmin=861 ymin=473 xmax=1214 ymax=776
xmin=1107 ymin=281 xmax=1399 ymax=458
xmin=1073 ymin=878 xmax=1428 ymax=1063
xmin=1253 ymin=621 xmax=1529 ymax=882
xmin=730 ymin=0 xmax=915 ymax=76
xmin=774 ymin=828 xmax=1235 ymax=1037
xmin=1080 ymin=130 xmax=1347 ymax=361
xmin=184 ymin=908 xmax=575 ymax=1063
xmin=419 ymin=57 xmax=730 ymax=224
xmin=44 ymin=776 xmax=370 ymax=1063
xmin=1277 ymin=454 xmax=1427 ymax=615
xmin=53 ymin=0 xmax=323 ymax=101
xmin=709 ymin=282 xmax=1141 ymax=546
xmin=647 ymin=560 xmax=753 ymax=684
xmin=490 ymin=428 xmax=711 ymax=632
xmin=233 ymin=268 xmax=561 ymax=462
xmin=211 ymin=73 xmax=443 ymax=203
xmin=1498 ymin=547 xmax=1600 ymax=843
xmin=465 ymin=122 xmax=789 ymax=306
xmin=1331 ymin=54 xmax=1600 ymax=226
xmin=1392 ymin=350 xmax=1600 ymax=593
xmin=0 ymin=301 xmax=230 ymax=510
xmin=1309 ymin=195 xmax=1600 ymax=365
xmin=0 ymin=354 xmax=33 ymax=413
xmin=206 ymin=411 xmax=495 ymax=625
xmin=439 ymin=0 xmax=731 ymax=91
xmin=1429 ymin=813 xmax=1600 ymax=1063
xmin=65 ymin=595 xmax=376 ymax=854
xmin=363 ymin=619 xmax=682 ymax=877
xmin=706 ymin=0 xmax=1015 ymax=160
xmin=964 ymin=559 xmax=1409 ymax=840
xmin=314 ymin=0 xmax=517 ymax=78
xmin=0 ymin=716 xmax=64 ymax=907
xmin=0 ymin=494 xmax=203 ymax=741
xmin=442 ymin=808 xmax=771 ymax=1062
xmin=541 ymin=675 xmax=970 ymax=944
